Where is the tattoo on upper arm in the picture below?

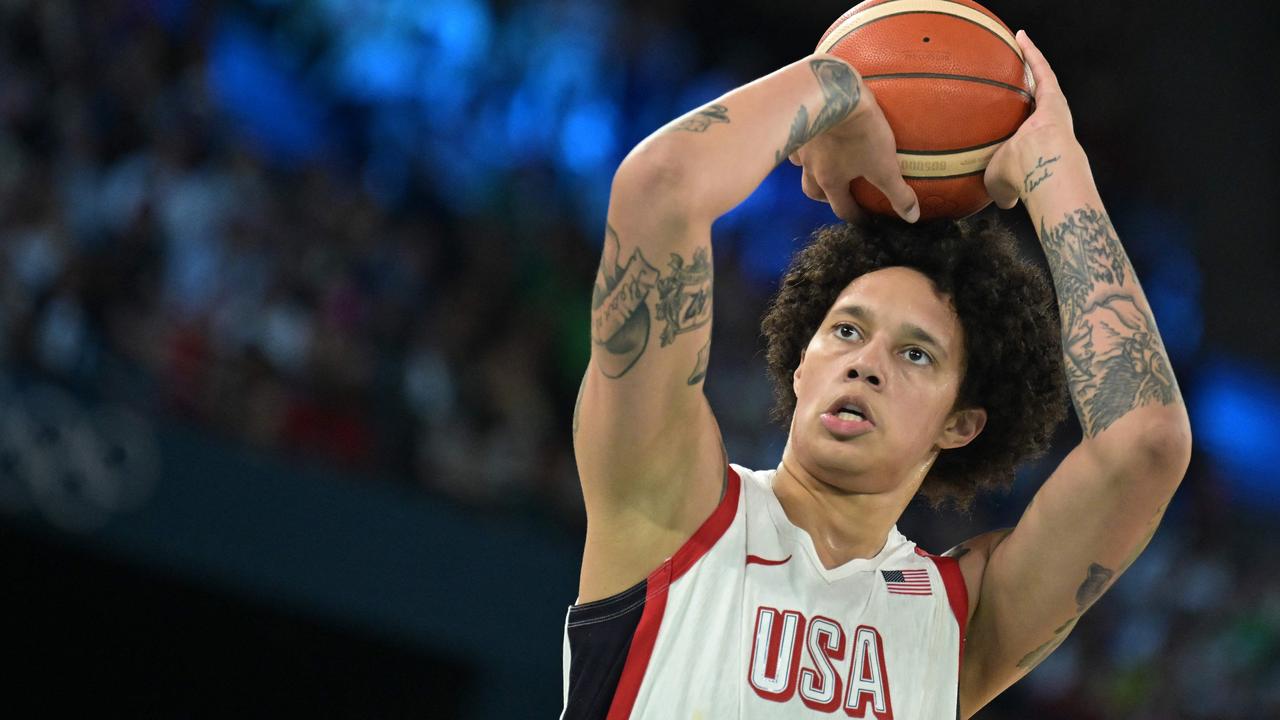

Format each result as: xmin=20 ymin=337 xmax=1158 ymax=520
xmin=688 ymin=337 xmax=711 ymax=386
xmin=1015 ymin=559 xmax=1115 ymax=671
xmin=1039 ymin=207 xmax=1179 ymax=437
xmin=775 ymin=59 xmax=862 ymax=164
xmin=1016 ymin=617 xmax=1078 ymax=670
xmin=1075 ymin=562 xmax=1114 ymax=612
xmin=1023 ymin=155 xmax=1060 ymax=193
xmin=668 ymin=103 xmax=730 ymax=133
xmin=655 ymin=248 xmax=712 ymax=346
xmin=590 ymin=224 xmax=713 ymax=379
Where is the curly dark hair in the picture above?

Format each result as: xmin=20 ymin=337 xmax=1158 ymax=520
xmin=761 ymin=214 xmax=1068 ymax=510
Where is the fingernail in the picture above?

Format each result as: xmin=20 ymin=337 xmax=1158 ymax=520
xmin=906 ymin=203 xmax=920 ymax=223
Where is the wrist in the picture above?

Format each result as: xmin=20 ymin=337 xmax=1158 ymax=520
xmin=1013 ymin=133 xmax=1087 ymax=180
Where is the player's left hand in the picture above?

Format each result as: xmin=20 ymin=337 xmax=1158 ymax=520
xmin=984 ymin=30 xmax=1083 ymax=209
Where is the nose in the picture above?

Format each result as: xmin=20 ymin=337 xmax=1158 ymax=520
xmin=845 ymin=343 xmax=886 ymax=388
xmin=846 ymin=365 xmax=882 ymax=387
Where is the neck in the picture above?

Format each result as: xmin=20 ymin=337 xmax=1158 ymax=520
xmin=773 ymin=441 xmax=932 ymax=570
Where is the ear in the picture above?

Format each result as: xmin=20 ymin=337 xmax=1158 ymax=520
xmin=792 ymin=348 xmax=807 ymax=391
xmin=937 ymin=407 xmax=987 ymax=450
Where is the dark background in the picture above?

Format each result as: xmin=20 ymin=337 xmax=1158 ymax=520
xmin=1 ymin=0 xmax=1277 ymax=717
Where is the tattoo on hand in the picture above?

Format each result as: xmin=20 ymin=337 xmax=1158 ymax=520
xmin=775 ymin=59 xmax=861 ymax=164
xmin=1016 ymin=617 xmax=1078 ymax=670
xmin=590 ymin=224 xmax=713 ymax=378
xmin=688 ymin=337 xmax=711 ymax=385
xmin=669 ymin=103 xmax=730 ymax=133
xmin=1075 ymin=562 xmax=1114 ymax=612
xmin=1040 ymin=207 xmax=1179 ymax=436
xmin=1023 ymin=155 xmax=1060 ymax=193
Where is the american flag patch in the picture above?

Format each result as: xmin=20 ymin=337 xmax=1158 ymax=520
xmin=881 ymin=568 xmax=932 ymax=596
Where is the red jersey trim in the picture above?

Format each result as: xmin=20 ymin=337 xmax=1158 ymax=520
xmin=605 ymin=466 xmax=742 ymax=720
xmin=917 ymin=547 xmax=969 ymax=679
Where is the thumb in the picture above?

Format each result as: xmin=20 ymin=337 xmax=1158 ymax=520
xmin=983 ymin=158 xmax=1020 ymax=210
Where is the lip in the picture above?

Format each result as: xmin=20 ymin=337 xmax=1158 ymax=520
xmin=820 ymin=395 xmax=876 ymax=439
xmin=820 ymin=411 xmax=875 ymax=439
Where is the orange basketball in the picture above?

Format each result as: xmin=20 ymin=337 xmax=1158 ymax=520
xmin=817 ymin=0 xmax=1032 ymax=220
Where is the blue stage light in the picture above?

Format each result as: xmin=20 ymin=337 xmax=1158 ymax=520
xmin=1193 ymin=359 xmax=1280 ymax=503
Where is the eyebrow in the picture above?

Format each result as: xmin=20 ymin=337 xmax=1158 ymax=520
xmin=831 ymin=304 xmax=950 ymax=361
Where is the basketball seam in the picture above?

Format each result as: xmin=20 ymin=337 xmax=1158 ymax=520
xmin=861 ymin=72 xmax=1033 ymax=100
xmin=821 ymin=10 xmax=1022 ymax=67
xmin=902 ymin=168 xmax=987 ymax=180
xmin=896 ymin=131 xmax=1016 ymax=156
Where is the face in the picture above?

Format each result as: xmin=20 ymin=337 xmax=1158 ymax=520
xmin=789 ymin=266 xmax=986 ymax=493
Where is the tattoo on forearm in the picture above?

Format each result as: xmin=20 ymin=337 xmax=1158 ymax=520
xmin=669 ymin=103 xmax=730 ymax=133
xmin=1039 ymin=207 xmax=1179 ymax=437
xmin=688 ymin=337 xmax=711 ymax=385
xmin=1016 ymin=617 xmax=1078 ymax=670
xmin=590 ymin=224 xmax=713 ymax=378
xmin=775 ymin=59 xmax=861 ymax=164
xmin=1075 ymin=562 xmax=1114 ymax=612
xmin=1023 ymin=155 xmax=1060 ymax=193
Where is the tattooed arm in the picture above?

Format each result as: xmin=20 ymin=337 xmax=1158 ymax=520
xmin=574 ymin=55 xmax=912 ymax=603
xmin=946 ymin=32 xmax=1192 ymax=717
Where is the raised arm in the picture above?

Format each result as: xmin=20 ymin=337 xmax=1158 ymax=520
xmin=574 ymin=55 xmax=916 ymax=602
xmin=954 ymin=31 xmax=1193 ymax=715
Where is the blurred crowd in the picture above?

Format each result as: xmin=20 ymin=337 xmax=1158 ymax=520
xmin=0 ymin=0 xmax=1275 ymax=717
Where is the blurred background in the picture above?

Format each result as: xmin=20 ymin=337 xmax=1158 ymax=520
xmin=1 ymin=0 xmax=1277 ymax=717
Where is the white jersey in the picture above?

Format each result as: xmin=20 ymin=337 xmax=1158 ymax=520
xmin=561 ymin=464 xmax=968 ymax=720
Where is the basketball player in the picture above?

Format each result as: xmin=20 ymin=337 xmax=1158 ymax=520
xmin=566 ymin=30 xmax=1189 ymax=719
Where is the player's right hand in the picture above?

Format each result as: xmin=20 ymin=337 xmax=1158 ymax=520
xmin=791 ymin=82 xmax=919 ymax=224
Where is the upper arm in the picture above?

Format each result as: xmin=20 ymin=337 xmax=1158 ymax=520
xmin=573 ymin=160 xmax=725 ymax=601
xmin=954 ymin=413 xmax=1188 ymax=717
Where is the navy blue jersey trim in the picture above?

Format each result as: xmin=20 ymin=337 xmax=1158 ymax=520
xmin=562 ymin=578 xmax=648 ymax=719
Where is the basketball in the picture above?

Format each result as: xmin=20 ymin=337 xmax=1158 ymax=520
xmin=817 ymin=0 xmax=1032 ymax=220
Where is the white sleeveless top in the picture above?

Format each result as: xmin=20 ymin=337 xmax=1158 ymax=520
xmin=561 ymin=463 xmax=968 ymax=720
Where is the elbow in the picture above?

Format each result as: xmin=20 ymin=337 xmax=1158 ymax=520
xmin=612 ymin=138 xmax=706 ymax=218
xmin=1132 ymin=412 xmax=1193 ymax=486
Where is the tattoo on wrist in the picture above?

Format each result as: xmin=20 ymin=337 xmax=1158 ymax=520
xmin=590 ymin=224 xmax=713 ymax=379
xmin=775 ymin=59 xmax=861 ymax=164
xmin=1023 ymin=154 xmax=1060 ymax=194
xmin=1039 ymin=206 xmax=1178 ymax=437
xmin=669 ymin=103 xmax=731 ymax=133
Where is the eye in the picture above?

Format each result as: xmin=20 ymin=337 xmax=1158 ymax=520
xmin=835 ymin=323 xmax=862 ymax=341
xmin=903 ymin=347 xmax=933 ymax=366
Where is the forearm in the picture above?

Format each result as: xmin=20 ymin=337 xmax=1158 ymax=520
xmin=614 ymin=53 xmax=863 ymax=221
xmin=1019 ymin=142 xmax=1189 ymax=453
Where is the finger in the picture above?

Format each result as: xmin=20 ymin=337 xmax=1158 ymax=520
xmin=801 ymin=169 xmax=829 ymax=203
xmin=1017 ymin=30 xmax=1060 ymax=96
xmin=788 ymin=152 xmax=802 ymax=167
xmin=863 ymin=158 xmax=920 ymax=223
xmin=817 ymin=172 xmax=862 ymax=222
